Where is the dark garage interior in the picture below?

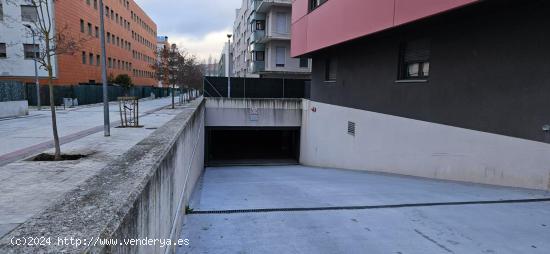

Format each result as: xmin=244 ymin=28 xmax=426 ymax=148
xmin=205 ymin=127 xmax=300 ymax=166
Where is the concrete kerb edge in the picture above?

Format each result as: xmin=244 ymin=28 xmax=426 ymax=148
xmin=0 ymin=98 xmax=205 ymax=254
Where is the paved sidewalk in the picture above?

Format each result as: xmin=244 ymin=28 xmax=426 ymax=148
xmin=0 ymin=97 xmax=176 ymax=166
xmin=179 ymin=165 xmax=550 ymax=254
xmin=0 ymin=101 xmax=196 ymax=239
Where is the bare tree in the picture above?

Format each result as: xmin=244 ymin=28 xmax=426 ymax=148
xmin=181 ymin=55 xmax=205 ymax=91
xmin=152 ymin=46 xmax=170 ymax=91
xmin=8 ymin=0 xmax=86 ymax=160
xmin=153 ymin=44 xmax=183 ymax=108
xmin=152 ymin=44 xmax=205 ymax=107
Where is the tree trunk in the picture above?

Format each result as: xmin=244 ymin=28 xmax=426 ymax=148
xmin=45 ymin=37 xmax=61 ymax=160
xmin=171 ymin=83 xmax=175 ymax=109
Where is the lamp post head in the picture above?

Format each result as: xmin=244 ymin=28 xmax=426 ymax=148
xmin=23 ymin=24 xmax=35 ymax=35
xmin=227 ymin=34 xmax=232 ymax=39
xmin=23 ymin=24 xmax=34 ymax=32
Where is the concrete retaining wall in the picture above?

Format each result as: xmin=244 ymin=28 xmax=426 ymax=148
xmin=0 ymin=101 xmax=28 ymax=118
xmin=300 ymin=99 xmax=550 ymax=191
xmin=205 ymin=97 xmax=302 ymax=127
xmin=0 ymin=99 xmax=205 ymax=254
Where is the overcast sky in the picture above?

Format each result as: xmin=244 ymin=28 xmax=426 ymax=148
xmin=134 ymin=0 xmax=242 ymax=63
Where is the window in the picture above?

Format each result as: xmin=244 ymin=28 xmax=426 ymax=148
xmin=275 ymin=12 xmax=289 ymax=34
xmin=86 ymin=0 xmax=90 ymax=5
xmin=95 ymin=26 xmax=99 ymax=38
xmin=96 ymin=55 xmax=101 ymax=66
xmin=108 ymin=57 xmax=112 ymax=68
xmin=310 ymin=0 xmax=328 ymax=11
xmin=0 ymin=43 xmax=6 ymax=58
xmin=23 ymin=44 xmax=39 ymax=59
xmin=106 ymin=32 xmax=111 ymax=43
xmin=300 ymin=58 xmax=309 ymax=68
xmin=255 ymin=20 xmax=265 ymax=31
xmin=255 ymin=51 xmax=265 ymax=61
xmin=87 ymin=23 xmax=92 ymax=36
xmin=21 ymin=5 xmax=37 ymax=22
xmin=89 ymin=53 xmax=94 ymax=65
xmin=325 ymin=58 xmax=337 ymax=81
xmin=80 ymin=19 xmax=84 ymax=33
xmin=0 ymin=3 xmax=4 ymax=21
xmin=399 ymin=39 xmax=430 ymax=80
xmin=93 ymin=0 xmax=98 ymax=10
xmin=82 ymin=51 xmax=86 ymax=64
xmin=275 ymin=47 xmax=286 ymax=67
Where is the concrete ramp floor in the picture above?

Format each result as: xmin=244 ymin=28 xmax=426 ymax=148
xmin=178 ymin=165 xmax=550 ymax=254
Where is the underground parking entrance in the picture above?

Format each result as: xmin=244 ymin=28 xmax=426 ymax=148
xmin=205 ymin=127 xmax=300 ymax=166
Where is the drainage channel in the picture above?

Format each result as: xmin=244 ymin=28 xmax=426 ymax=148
xmin=188 ymin=198 xmax=550 ymax=215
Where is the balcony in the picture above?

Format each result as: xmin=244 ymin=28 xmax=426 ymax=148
xmin=250 ymin=30 xmax=266 ymax=43
xmin=264 ymin=32 xmax=290 ymax=42
xmin=249 ymin=42 xmax=265 ymax=52
xmin=250 ymin=61 xmax=265 ymax=73
xmin=252 ymin=0 xmax=263 ymax=12
xmin=255 ymin=0 xmax=292 ymax=12
xmin=250 ymin=11 xmax=266 ymax=23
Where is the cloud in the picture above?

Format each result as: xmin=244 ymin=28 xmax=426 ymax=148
xmin=134 ymin=0 xmax=241 ymax=61
xmin=168 ymin=30 xmax=231 ymax=63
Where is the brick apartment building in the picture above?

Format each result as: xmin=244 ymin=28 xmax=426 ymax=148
xmin=55 ymin=0 xmax=157 ymax=86
xmin=0 ymin=0 xmax=157 ymax=87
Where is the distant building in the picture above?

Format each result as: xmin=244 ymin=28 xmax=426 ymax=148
xmin=156 ymin=35 xmax=170 ymax=87
xmin=157 ymin=36 xmax=170 ymax=51
xmin=204 ymin=56 xmax=219 ymax=77
xmin=218 ymin=42 xmax=230 ymax=77
xmin=0 ymin=0 xmax=56 ymax=80
xmin=229 ymin=0 xmax=311 ymax=79
xmin=0 ymin=0 xmax=158 ymax=86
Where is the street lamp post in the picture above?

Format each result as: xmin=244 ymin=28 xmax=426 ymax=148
xmin=99 ymin=0 xmax=110 ymax=136
xmin=23 ymin=25 xmax=40 ymax=110
xmin=227 ymin=34 xmax=232 ymax=98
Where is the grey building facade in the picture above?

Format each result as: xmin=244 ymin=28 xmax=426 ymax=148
xmin=230 ymin=0 xmax=311 ymax=79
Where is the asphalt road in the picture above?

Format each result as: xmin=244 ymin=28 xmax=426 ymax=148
xmin=179 ymin=165 xmax=550 ymax=254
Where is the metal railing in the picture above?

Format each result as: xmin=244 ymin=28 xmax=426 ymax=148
xmin=203 ymin=76 xmax=310 ymax=99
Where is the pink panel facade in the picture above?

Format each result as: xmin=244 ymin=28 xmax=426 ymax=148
xmin=394 ymin=0 xmax=478 ymax=25
xmin=291 ymin=17 xmax=309 ymax=56
xmin=291 ymin=0 xmax=480 ymax=57
xmin=292 ymin=0 xmax=309 ymax=23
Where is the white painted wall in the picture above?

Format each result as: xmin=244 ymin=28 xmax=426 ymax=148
xmin=263 ymin=6 xmax=311 ymax=74
xmin=0 ymin=0 xmax=57 ymax=78
xmin=300 ymin=100 xmax=550 ymax=191
xmin=0 ymin=100 xmax=28 ymax=118
xmin=205 ymin=97 xmax=302 ymax=127
xmin=266 ymin=40 xmax=311 ymax=73
xmin=266 ymin=6 xmax=290 ymax=39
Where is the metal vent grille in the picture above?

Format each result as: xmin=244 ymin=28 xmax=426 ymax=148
xmin=347 ymin=121 xmax=356 ymax=136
